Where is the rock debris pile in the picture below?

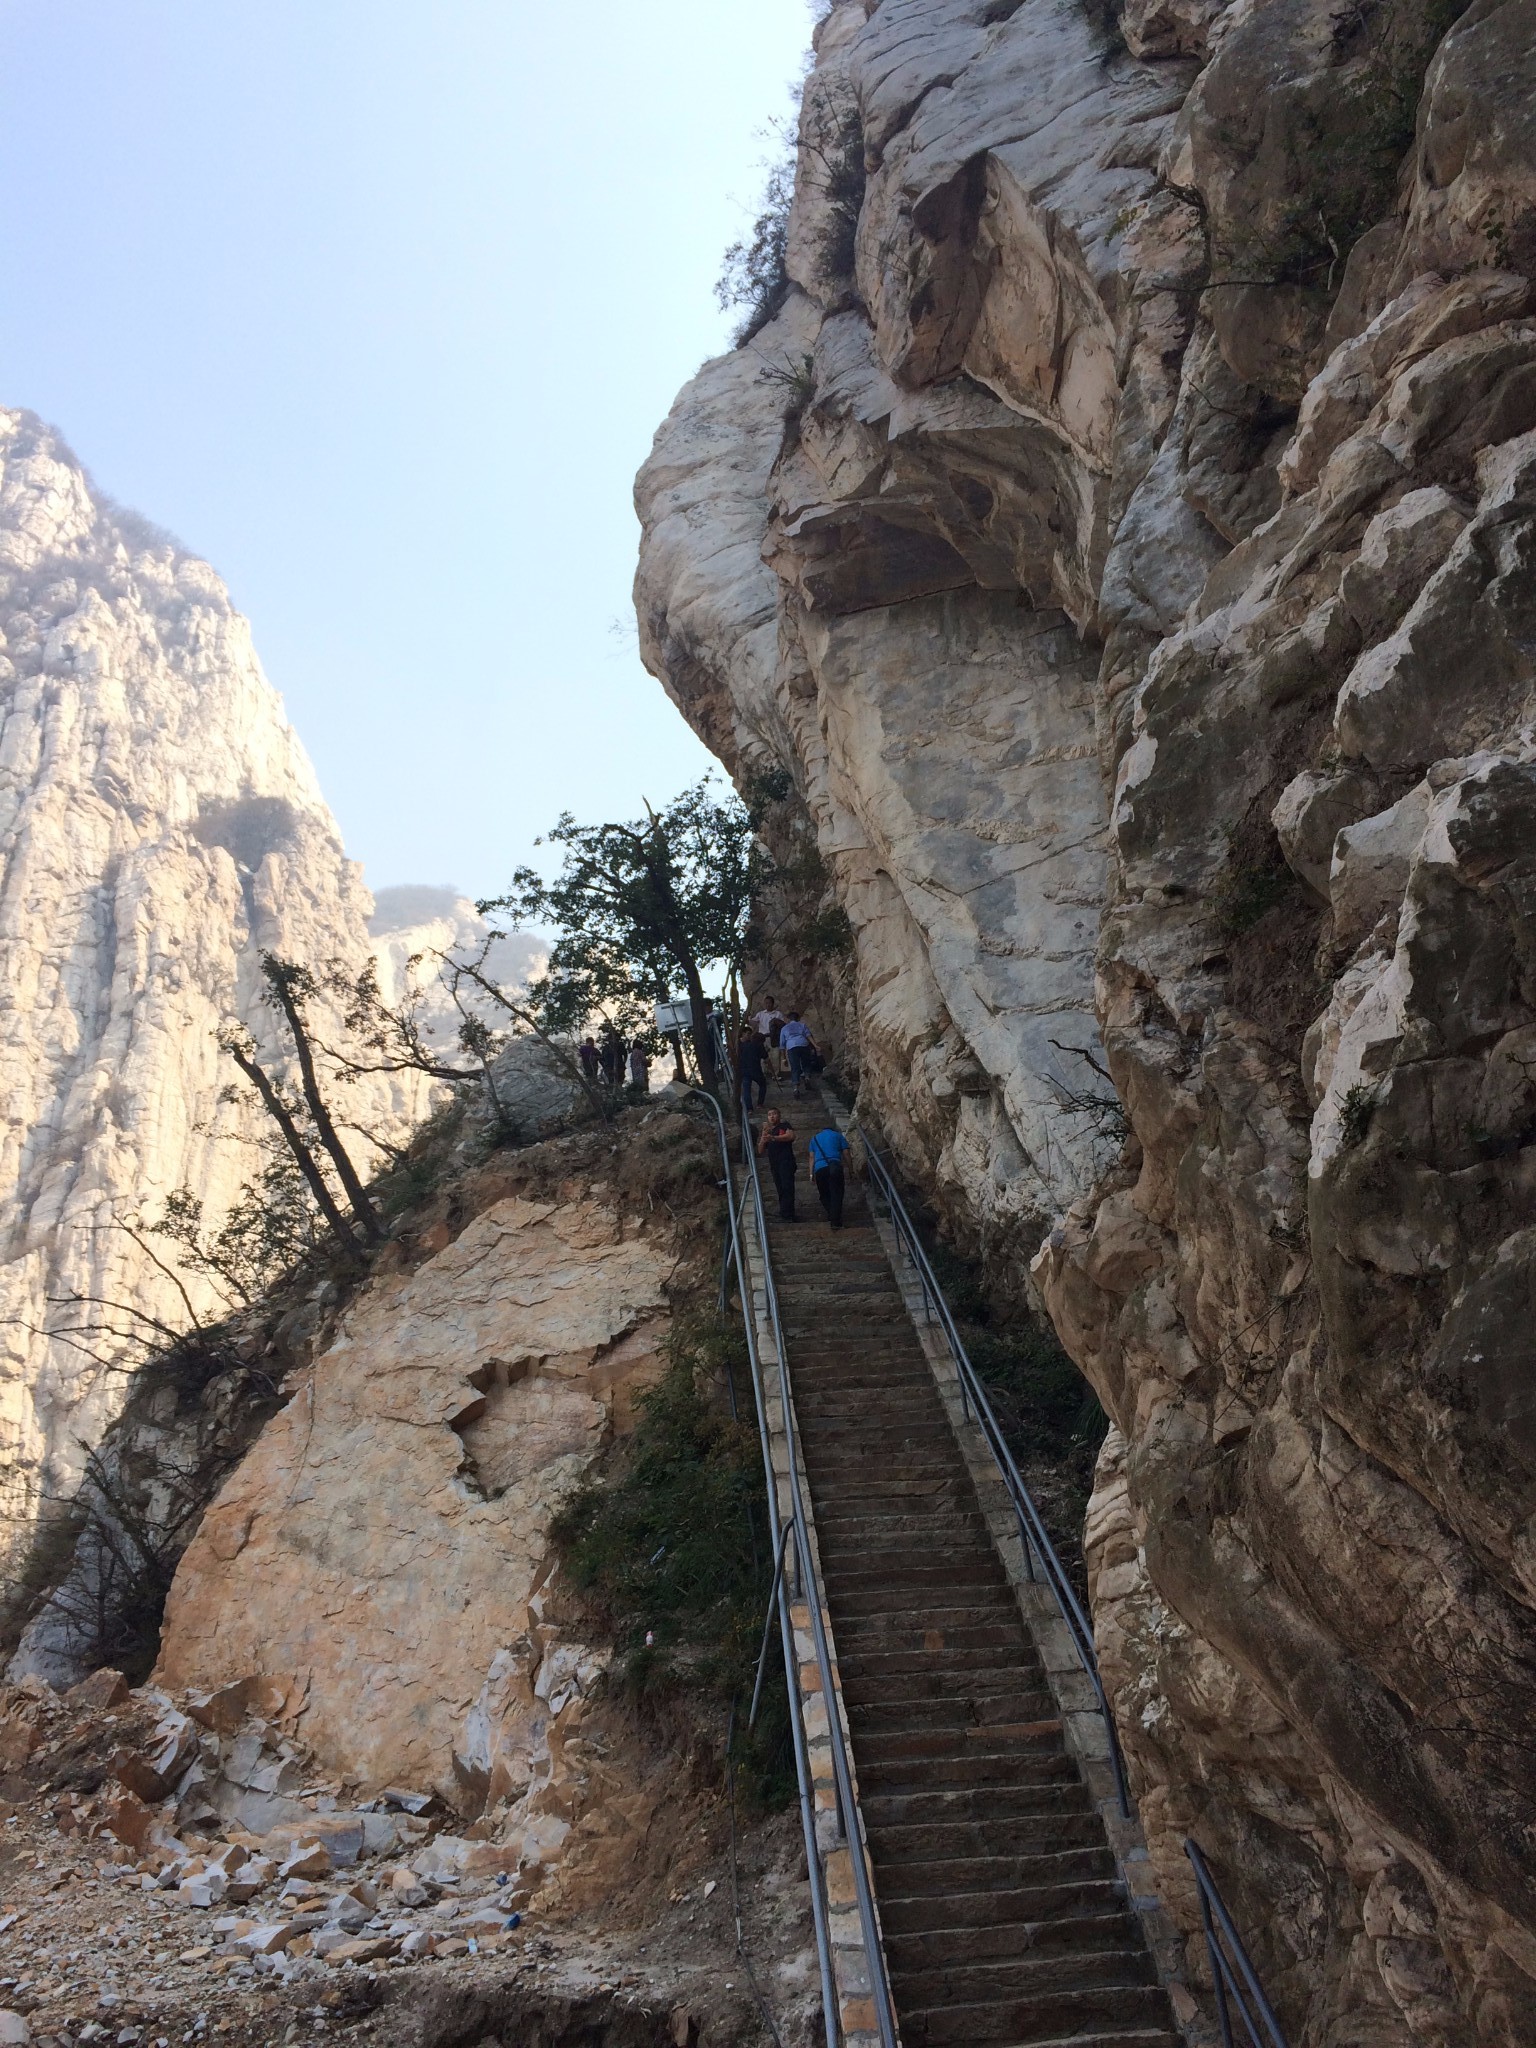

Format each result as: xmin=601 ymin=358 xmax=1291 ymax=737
xmin=0 ymin=1664 xmax=792 ymax=2047
xmin=0 ymin=1669 xmax=526 ymax=1991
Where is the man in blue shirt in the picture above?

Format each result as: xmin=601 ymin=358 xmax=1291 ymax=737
xmin=808 ymin=1123 xmax=851 ymax=1229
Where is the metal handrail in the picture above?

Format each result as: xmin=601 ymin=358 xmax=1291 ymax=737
xmin=1185 ymin=1840 xmax=1292 ymax=2048
xmin=705 ymin=1025 xmax=900 ymax=2048
xmin=853 ymin=1127 xmax=1131 ymax=1818
xmin=686 ymin=1083 xmax=840 ymax=2047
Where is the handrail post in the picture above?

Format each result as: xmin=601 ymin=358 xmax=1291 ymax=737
xmin=749 ymin=1524 xmax=794 ymax=1731
xmin=1184 ymin=1840 xmax=1292 ymax=2048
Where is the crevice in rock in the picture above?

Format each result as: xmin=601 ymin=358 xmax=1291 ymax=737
xmin=448 ymin=1359 xmax=534 ymax=1504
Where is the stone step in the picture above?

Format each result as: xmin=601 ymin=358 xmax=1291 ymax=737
xmin=806 ymin=1482 xmax=974 ymax=1499
xmin=873 ymin=1846 xmax=1116 ymax=1899
xmin=788 ymin=1335 xmax=920 ymax=1346
xmin=862 ymin=1775 xmax=1089 ymax=1825
xmin=855 ymin=1719 xmax=1066 ymax=1768
xmin=841 ymin=1664 xmax=1047 ymax=1706
xmin=873 ymin=1812 xmax=1107 ymax=1865
xmin=803 ymin=1407 xmax=945 ymax=1424
xmin=860 ymin=1750 xmax=1082 ymax=1792
xmin=827 ymin=1589 xmax=1021 ymax=1623
xmin=795 ymin=1385 xmax=935 ymax=1403
xmin=815 ymin=1504 xmax=990 ymax=1534
xmin=800 ymin=1419 xmax=942 ymax=1435
xmin=802 ymin=1443 xmax=968 ymax=1469
xmin=803 ymin=1458 xmax=974 ymax=1488
xmin=834 ymin=1619 xmax=1028 ymax=1655
xmin=848 ymin=1691 xmax=1062 ymax=1737
xmin=820 ymin=1537 xmax=998 ymax=1568
xmin=822 ymin=1544 xmax=1003 ymax=1575
xmin=884 ymin=1909 xmax=1140 ymax=1970
xmin=800 ymin=1418 xmax=961 ymax=1441
xmin=819 ymin=1499 xmax=987 ymax=1531
xmin=821 ymin=1560 xmax=1011 ymax=1595
xmin=900 ymin=1983 xmax=1174 ymax=2047
xmin=894 ymin=1946 xmax=1157 ymax=2011
xmin=877 ymin=1877 xmax=1130 ymax=1936
xmin=821 ymin=1560 xmax=1007 ymax=1596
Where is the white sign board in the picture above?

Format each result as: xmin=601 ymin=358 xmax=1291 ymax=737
xmin=654 ymin=999 xmax=693 ymax=1035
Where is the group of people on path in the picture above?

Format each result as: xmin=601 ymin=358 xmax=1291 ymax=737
xmin=735 ymin=994 xmax=821 ymax=1106
xmin=577 ymin=1028 xmax=649 ymax=1093
xmin=757 ymin=1109 xmax=850 ymax=1229
xmin=736 ymin=992 xmax=849 ymax=1229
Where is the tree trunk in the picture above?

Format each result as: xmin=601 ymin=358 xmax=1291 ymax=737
xmin=227 ymin=1044 xmax=363 ymax=1259
xmin=682 ymin=956 xmax=716 ymax=1090
xmin=268 ymin=978 xmax=385 ymax=1243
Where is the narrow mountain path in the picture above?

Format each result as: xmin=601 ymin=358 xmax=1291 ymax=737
xmin=764 ymin=1103 xmax=1179 ymax=2048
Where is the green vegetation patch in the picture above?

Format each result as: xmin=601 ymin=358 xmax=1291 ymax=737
xmin=551 ymin=1317 xmax=793 ymax=1810
xmin=919 ymin=1238 xmax=1106 ymax=1594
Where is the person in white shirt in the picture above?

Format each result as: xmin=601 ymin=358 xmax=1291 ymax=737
xmin=754 ymin=996 xmax=786 ymax=1075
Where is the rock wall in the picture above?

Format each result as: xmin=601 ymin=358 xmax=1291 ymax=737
xmin=635 ymin=0 xmax=1536 ymax=2039
xmin=368 ymin=884 xmax=547 ymax=1063
xmin=155 ymin=1111 xmax=708 ymax=1912
xmin=0 ymin=411 xmax=415 ymax=1578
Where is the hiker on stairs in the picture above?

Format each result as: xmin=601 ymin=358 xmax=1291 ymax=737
xmin=736 ymin=1023 xmax=769 ymax=1109
xmin=808 ymin=1122 xmax=850 ymax=1229
xmin=780 ymin=1010 xmax=819 ymax=1097
xmin=757 ymin=1108 xmax=798 ymax=1221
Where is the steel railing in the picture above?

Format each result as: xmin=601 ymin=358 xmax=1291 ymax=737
xmin=688 ymin=1072 xmax=898 ymax=2048
xmin=1185 ymin=1841 xmax=1292 ymax=2048
xmin=702 ymin=1029 xmax=1292 ymax=2046
xmin=852 ymin=1127 xmax=1132 ymax=1818
xmin=848 ymin=1119 xmax=1298 ymax=2043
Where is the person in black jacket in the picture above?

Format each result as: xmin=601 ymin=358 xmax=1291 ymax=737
xmin=737 ymin=1026 xmax=769 ymax=1109
xmin=757 ymin=1110 xmax=797 ymax=1220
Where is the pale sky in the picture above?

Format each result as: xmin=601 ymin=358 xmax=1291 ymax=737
xmin=0 ymin=1 xmax=813 ymax=897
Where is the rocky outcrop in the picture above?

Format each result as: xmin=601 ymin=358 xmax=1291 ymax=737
xmin=155 ymin=1112 xmax=707 ymax=1910
xmin=0 ymin=412 xmax=422 ymax=1582
xmin=635 ymin=0 xmax=1536 ymax=2039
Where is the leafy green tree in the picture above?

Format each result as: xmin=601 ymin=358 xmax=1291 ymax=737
xmin=151 ymin=1154 xmax=323 ymax=1307
xmin=481 ymin=779 xmax=761 ymax=1090
xmin=322 ymin=942 xmax=612 ymax=1127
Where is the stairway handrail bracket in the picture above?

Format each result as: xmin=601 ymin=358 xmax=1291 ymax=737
xmin=851 ymin=1126 xmax=1134 ymax=1820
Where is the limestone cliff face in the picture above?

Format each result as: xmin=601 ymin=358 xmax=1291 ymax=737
xmin=0 ymin=411 xmax=408 ymax=1572
xmin=636 ymin=0 xmax=1536 ymax=2039
xmin=369 ymin=884 xmax=547 ymax=1066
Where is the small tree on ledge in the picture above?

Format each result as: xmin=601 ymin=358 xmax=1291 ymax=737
xmin=481 ymin=779 xmax=762 ymax=1092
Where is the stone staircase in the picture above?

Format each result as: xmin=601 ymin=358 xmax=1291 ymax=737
xmin=765 ymin=1141 xmax=1179 ymax=2048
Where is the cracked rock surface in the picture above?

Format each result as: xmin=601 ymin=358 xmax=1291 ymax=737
xmin=635 ymin=0 xmax=1536 ymax=2037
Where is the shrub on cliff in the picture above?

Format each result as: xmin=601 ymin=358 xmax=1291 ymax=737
xmin=551 ymin=1318 xmax=793 ymax=1809
xmin=717 ymin=151 xmax=793 ymax=345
